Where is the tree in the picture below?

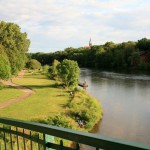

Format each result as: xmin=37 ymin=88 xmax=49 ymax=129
xmin=0 ymin=21 xmax=30 ymax=75
xmin=57 ymin=59 xmax=80 ymax=88
xmin=43 ymin=65 xmax=50 ymax=74
xmin=137 ymin=38 xmax=150 ymax=51
xmin=0 ymin=45 xmax=11 ymax=80
xmin=104 ymin=41 xmax=116 ymax=51
xmin=26 ymin=59 xmax=41 ymax=70
xmin=48 ymin=59 xmax=60 ymax=80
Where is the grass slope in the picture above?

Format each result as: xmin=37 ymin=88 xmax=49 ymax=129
xmin=0 ymin=72 xmax=70 ymax=120
xmin=0 ymin=85 xmax=23 ymax=104
xmin=0 ymin=71 xmax=102 ymax=132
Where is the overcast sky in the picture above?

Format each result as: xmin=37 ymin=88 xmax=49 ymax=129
xmin=0 ymin=0 xmax=150 ymax=53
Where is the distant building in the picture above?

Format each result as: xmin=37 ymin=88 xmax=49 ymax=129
xmin=89 ymin=37 xmax=92 ymax=47
xmin=84 ymin=38 xmax=92 ymax=49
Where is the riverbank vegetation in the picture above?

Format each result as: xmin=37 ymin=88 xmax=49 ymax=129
xmin=0 ymin=71 xmax=102 ymax=132
xmin=30 ymin=38 xmax=150 ymax=71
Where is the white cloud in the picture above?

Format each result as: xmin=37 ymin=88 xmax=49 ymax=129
xmin=0 ymin=0 xmax=150 ymax=52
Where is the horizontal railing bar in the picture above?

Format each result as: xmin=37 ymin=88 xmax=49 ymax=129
xmin=46 ymin=142 xmax=74 ymax=150
xmin=0 ymin=117 xmax=150 ymax=150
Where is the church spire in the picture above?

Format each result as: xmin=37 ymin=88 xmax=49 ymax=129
xmin=89 ymin=37 xmax=92 ymax=47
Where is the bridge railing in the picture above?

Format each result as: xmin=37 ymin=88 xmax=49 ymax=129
xmin=0 ymin=117 xmax=150 ymax=150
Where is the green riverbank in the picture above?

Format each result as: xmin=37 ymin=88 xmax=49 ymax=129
xmin=0 ymin=71 xmax=103 ymax=132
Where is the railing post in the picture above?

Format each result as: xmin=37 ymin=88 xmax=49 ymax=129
xmin=37 ymin=133 xmax=40 ymax=150
xmin=30 ymin=131 xmax=33 ymax=150
xmin=9 ymin=126 xmax=13 ymax=150
xmin=43 ymin=133 xmax=46 ymax=150
xmin=16 ymin=127 xmax=19 ymax=150
xmin=60 ymin=140 xmax=63 ymax=150
xmin=3 ymin=125 xmax=6 ymax=150
xmin=23 ymin=129 xmax=26 ymax=150
xmin=76 ymin=143 xmax=80 ymax=150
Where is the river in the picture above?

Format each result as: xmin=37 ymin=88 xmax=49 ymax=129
xmin=80 ymin=68 xmax=150 ymax=149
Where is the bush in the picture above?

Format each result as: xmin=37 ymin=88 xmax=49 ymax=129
xmin=0 ymin=84 xmax=4 ymax=90
xmin=42 ymin=65 xmax=50 ymax=74
xmin=26 ymin=59 xmax=41 ymax=70
xmin=47 ymin=114 xmax=74 ymax=129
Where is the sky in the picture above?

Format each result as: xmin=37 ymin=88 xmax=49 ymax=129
xmin=0 ymin=0 xmax=150 ymax=53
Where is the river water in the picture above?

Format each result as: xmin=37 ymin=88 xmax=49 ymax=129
xmin=80 ymin=68 xmax=150 ymax=149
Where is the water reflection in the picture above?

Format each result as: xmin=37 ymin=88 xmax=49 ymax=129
xmin=80 ymin=68 xmax=150 ymax=146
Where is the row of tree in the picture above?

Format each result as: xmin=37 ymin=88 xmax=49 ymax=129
xmin=0 ymin=21 xmax=30 ymax=80
xmin=30 ymin=38 xmax=150 ymax=70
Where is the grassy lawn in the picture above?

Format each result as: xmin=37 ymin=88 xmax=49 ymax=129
xmin=0 ymin=85 xmax=23 ymax=104
xmin=0 ymin=71 xmax=70 ymax=120
xmin=0 ymin=70 xmax=102 ymax=134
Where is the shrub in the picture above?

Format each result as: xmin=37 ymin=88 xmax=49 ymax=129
xmin=42 ymin=65 xmax=50 ymax=74
xmin=68 ymin=92 xmax=102 ymax=130
xmin=47 ymin=114 xmax=74 ymax=129
xmin=26 ymin=59 xmax=41 ymax=70
xmin=0 ymin=84 xmax=4 ymax=90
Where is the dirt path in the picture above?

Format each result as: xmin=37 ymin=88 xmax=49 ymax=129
xmin=0 ymin=70 xmax=35 ymax=109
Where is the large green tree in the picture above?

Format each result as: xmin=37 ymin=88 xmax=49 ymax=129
xmin=0 ymin=45 xmax=11 ymax=80
xmin=57 ymin=59 xmax=80 ymax=88
xmin=0 ymin=21 xmax=30 ymax=75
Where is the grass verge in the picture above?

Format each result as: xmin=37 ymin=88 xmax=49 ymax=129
xmin=0 ymin=70 xmax=103 ymax=146
xmin=0 ymin=84 xmax=23 ymax=104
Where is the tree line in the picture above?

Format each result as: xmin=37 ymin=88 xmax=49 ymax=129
xmin=0 ymin=21 xmax=30 ymax=80
xmin=29 ymin=38 xmax=150 ymax=71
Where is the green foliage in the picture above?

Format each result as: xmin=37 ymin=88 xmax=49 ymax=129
xmin=137 ymin=38 xmax=150 ymax=51
xmin=57 ymin=59 xmax=80 ymax=88
xmin=48 ymin=114 xmax=74 ymax=129
xmin=0 ymin=45 xmax=11 ymax=80
xmin=0 ymin=72 xmax=102 ymax=138
xmin=30 ymin=38 xmax=150 ymax=71
xmin=26 ymin=59 xmax=41 ymax=70
xmin=48 ymin=59 xmax=60 ymax=80
xmin=0 ymin=21 xmax=30 ymax=76
xmin=0 ymin=84 xmax=4 ymax=90
xmin=42 ymin=65 xmax=50 ymax=73
xmin=67 ymin=89 xmax=102 ymax=130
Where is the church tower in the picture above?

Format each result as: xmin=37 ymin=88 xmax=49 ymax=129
xmin=89 ymin=37 xmax=92 ymax=47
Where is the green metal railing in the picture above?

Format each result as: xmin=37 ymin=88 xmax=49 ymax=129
xmin=0 ymin=117 xmax=150 ymax=150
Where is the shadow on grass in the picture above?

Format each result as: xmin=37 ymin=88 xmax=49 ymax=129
xmin=3 ymin=85 xmax=14 ymax=89
xmin=59 ymin=103 xmax=67 ymax=108
xmin=5 ymin=84 xmax=58 ymax=90
xmin=23 ymin=75 xmax=48 ymax=80
xmin=7 ymin=83 xmax=64 ymax=90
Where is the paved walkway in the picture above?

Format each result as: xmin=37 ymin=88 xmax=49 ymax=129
xmin=0 ymin=70 xmax=35 ymax=109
